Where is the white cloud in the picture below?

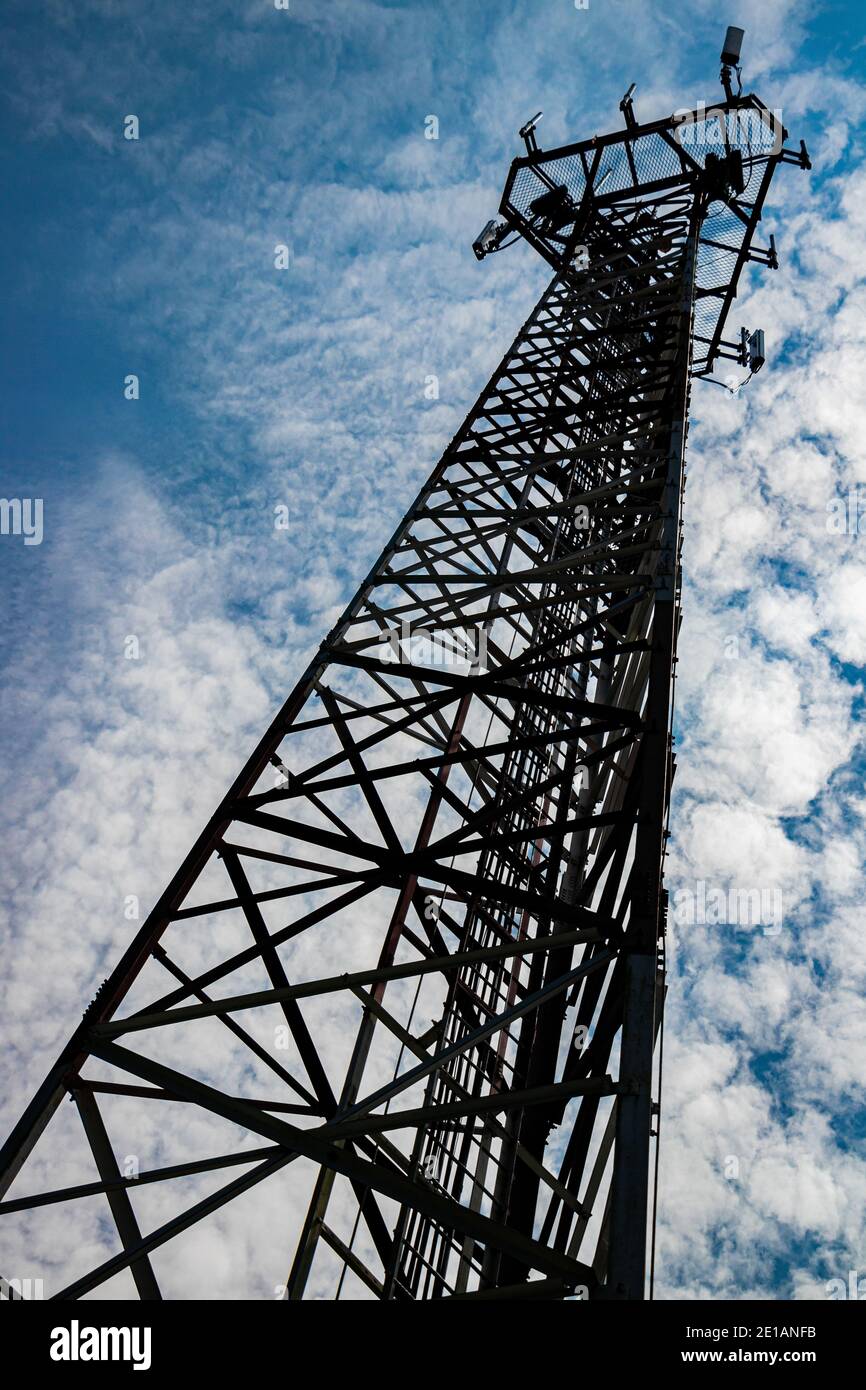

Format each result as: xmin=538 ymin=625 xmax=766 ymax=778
xmin=3 ymin=0 xmax=866 ymax=1303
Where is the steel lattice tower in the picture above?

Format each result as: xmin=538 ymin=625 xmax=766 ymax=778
xmin=0 ymin=33 xmax=808 ymax=1301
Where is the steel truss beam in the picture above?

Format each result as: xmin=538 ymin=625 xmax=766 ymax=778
xmin=0 ymin=74 xmax=798 ymax=1301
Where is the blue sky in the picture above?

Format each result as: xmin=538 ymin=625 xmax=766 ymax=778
xmin=2 ymin=0 xmax=866 ymax=1299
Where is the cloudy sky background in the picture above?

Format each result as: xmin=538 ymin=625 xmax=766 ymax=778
xmin=1 ymin=0 xmax=865 ymax=1299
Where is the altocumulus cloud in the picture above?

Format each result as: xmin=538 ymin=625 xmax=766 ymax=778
xmin=1 ymin=0 xmax=865 ymax=1298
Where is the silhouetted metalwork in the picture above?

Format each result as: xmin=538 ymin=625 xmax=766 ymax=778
xmin=0 ymin=37 xmax=807 ymax=1300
